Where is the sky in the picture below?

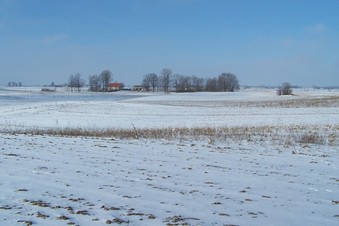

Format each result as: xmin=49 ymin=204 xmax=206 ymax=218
xmin=0 ymin=0 xmax=338 ymax=87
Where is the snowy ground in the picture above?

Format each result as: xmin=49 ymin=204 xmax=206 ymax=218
xmin=0 ymin=87 xmax=338 ymax=130
xmin=0 ymin=87 xmax=338 ymax=225
xmin=1 ymin=134 xmax=338 ymax=226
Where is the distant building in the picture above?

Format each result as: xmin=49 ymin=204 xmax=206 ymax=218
xmin=107 ymin=83 xmax=124 ymax=92
xmin=132 ymin=85 xmax=145 ymax=92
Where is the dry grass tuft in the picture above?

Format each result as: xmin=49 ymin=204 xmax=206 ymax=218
xmin=299 ymin=132 xmax=324 ymax=144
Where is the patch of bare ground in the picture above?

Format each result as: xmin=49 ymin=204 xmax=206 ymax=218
xmin=164 ymin=215 xmax=200 ymax=225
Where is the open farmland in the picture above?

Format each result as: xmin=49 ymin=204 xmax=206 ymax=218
xmin=0 ymin=87 xmax=338 ymax=226
xmin=0 ymin=88 xmax=338 ymax=130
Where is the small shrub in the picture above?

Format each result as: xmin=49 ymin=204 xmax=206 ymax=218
xmin=277 ymin=82 xmax=292 ymax=95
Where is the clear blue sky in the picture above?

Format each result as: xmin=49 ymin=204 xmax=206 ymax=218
xmin=1 ymin=0 xmax=338 ymax=87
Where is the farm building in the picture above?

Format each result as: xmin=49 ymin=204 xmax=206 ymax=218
xmin=132 ymin=85 xmax=145 ymax=92
xmin=107 ymin=83 xmax=123 ymax=92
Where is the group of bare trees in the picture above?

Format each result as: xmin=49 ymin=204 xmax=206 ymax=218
xmin=88 ymin=70 xmax=113 ymax=92
xmin=142 ymin=73 xmax=158 ymax=92
xmin=68 ymin=73 xmax=85 ymax=92
xmin=142 ymin=69 xmax=240 ymax=93
xmin=8 ymin=81 xmax=22 ymax=87
xmin=68 ymin=70 xmax=112 ymax=92
xmin=174 ymin=73 xmax=239 ymax=92
xmin=172 ymin=75 xmax=205 ymax=92
xmin=142 ymin=68 xmax=174 ymax=93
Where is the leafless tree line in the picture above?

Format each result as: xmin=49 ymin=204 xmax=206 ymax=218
xmin=68 ymin=70 xmax=113 ymax=92
xmin=8 ymin=81 xmax=22 ymax=87
xmin=88 ymin=70 xmax=112 ymax=92
xmin=142 ymin=68 xmax=173 ymax=93
xmin=142 ymin=69 xmax=240 ymax=93
xmin=68 ymin=73 xmax=85 ymax=92
xmin=68 ymin=68 xmax=239 ymax=93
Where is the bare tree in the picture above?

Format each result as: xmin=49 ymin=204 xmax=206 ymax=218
xmin=160 ymin=68 xmax=172 ymax=93
xmin=69 ymin=74 xmax=76 ymax=92
xmin=100 ymin=70 xmax=112 ymax=92
xmin=205 ymin=78 xmax=218 ymax=91
xmin=89 ymin=75 xmax=101 ymax=92
xmin=178 ymin=75 xmax=192 ymax=92
xmin=277 ymin=82 xmax=292 ymax=95
xmin=191 ymin=76 xmax=204 ymax=92
xmin=69 ymin=73 xmax=84 ymax=92
xmin=149 ymin=73 xmax=158 ymax=92
xmin=171 ymin=74 xmax=181 ymax=91
xmin=142 ymin=73 xmax=158 ymax=92
xmin=225 ymin=73 xmax=239 ymax=92
xmin=74 ymin=73 xmax=85 ymax=92
xmin=142 ymin=75 xmax=151 ymax=92
xmin=217 ymin=73 xmax=239 ymax=92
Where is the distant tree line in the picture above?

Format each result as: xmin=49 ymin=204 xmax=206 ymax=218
xmin=8 ymin=81 xmax=22 ymax=87
xmin=88 ymin=70 xmax=113 ymax=92
xmin=142 ymin=69 xmax=240 ymax=93
xmin=67 ymin=69 xmax=113 ymax=92
xmin=66 ymin=68 xmax=239 ymax=93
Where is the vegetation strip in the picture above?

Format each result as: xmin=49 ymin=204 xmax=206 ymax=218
xmin=0 ymin=125 xmax=337 ymax=145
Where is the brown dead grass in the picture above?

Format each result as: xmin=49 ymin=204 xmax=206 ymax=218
xmin=1 ymin=124 xmax=337 ymax=146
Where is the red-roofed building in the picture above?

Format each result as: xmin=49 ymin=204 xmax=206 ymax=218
xmin=107 ymin=83 xmax=123 ymax=92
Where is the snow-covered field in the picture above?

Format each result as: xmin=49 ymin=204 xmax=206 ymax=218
xmin=0 ymin=87 xmax=338 ymax=225
xmin=0 ymin=87 xmax=338 ymax=130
